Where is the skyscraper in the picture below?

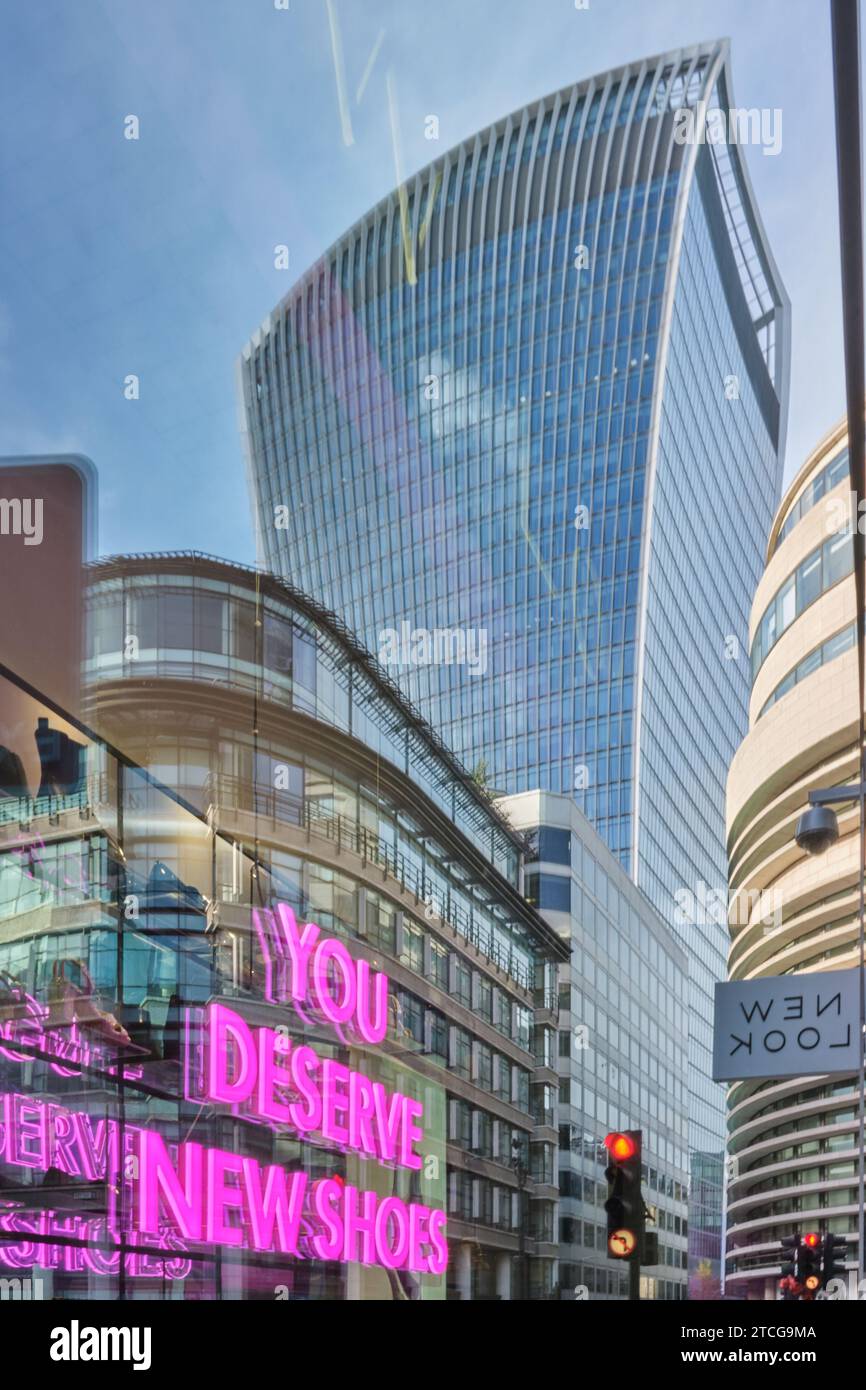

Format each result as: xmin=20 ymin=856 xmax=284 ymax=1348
xmin=239 ymin=40 xmax=790 ymax=1284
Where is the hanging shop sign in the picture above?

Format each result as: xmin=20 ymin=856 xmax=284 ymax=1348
xmin=712 ymin=968 xmax=862 ymax=1082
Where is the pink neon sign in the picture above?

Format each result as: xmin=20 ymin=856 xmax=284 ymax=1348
xmin=0 ymin=1203 xmax=190 ymax=1280
xmin=165 ymin=903 xmax=450 ymax=1274
xmin=0 ymin=902 xmax=450 ymax=1280
xmin=194 ymin=1001 xmax=424 ymax=1169
xmin=0 ymin=988 xmax=142 ymax=1080
xmin=252 ymin=901 xmax=388 ymax=1042
xmin=0 ymin=1093 xmax=190 ymax=1280
xmin=136 ymin=1130 xmax=447 ymax=1274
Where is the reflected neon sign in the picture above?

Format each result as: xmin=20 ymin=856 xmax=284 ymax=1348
xmin=0 ymin=989 xmax=142 ymax=1080
xmin=0 ymin=903 xmax=449 ymax=1280
xmin=0 ymin=1202 xmax=190 ymax=1280
xmin=0 ymin=1092 xmax=190 ymax=1279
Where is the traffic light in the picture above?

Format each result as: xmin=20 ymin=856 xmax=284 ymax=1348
xmin=821 ymin=1233 xmax=849 ymax=1290
xmin=642 ymin=1230 xmax=659 ymax=1266
xmin=603 ymin=1130 xmax=644 ymax=1261
xmin=799 ymin=1232 xmax=821 ymax=1298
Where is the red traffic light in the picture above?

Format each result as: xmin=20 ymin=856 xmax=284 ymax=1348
xmin=803 ymin=1232 xmax=820 ymax=1248
xmin=605 ymin=1132 xmax=637 ymax=1162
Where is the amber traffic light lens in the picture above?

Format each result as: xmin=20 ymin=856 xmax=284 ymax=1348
xmin=608 ymin=1229 xmax=637 ymax=1258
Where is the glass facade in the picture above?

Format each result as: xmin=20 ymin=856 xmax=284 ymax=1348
xmin=0 ymin=554 xmax=567 ymax=1299
xmin=240 ymin=42 xmax=790 ymax=1285
xmin=506 ymin=791 xmax=689 ymax=1301
xmin=633 ymin=125 xmax=787 ymax=1282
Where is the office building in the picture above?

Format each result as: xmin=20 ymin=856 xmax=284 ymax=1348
xmin=504 ymin=790 xmax=689 ymax=1299
xmin=726 ymin=418 xmax=860 ymax=1297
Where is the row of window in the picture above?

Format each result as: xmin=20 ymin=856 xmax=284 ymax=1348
xmin=744 ymin=1187 xmax=860 ymax=1222
xmin=448 ymin=1172 xmax=554 ymax=1239
xmin=742 ymin=1131 xmax=860 ymax=1173
xmin=248 ymin=794 xmax=529 ymax=988
xmin=740 ymin=1160 xmax=858 ymax=1198
xmin=394 ymin=916 xmax=533 ymax=1046
xmin=741 ymin=1076 xmax=856 ymax=1121
xmin=332 ymin=164 xmax=677 ymax=297
xmin=327 ymin=255 xmax=665 ymax=359
xmin=448 ymin=1022 xmax=532 ymax=1106
xmin=750 ymin=532 xmax=853 ymax=680
xmin=773 ymin=449 xmax=849 ymax=553
xmin=328 ymin=257 xmax=666 ymax=347
xmin=448 ymin=1100 xmax=529 ymax=1165
xmin=561 ymin=1267 xmax=689 ymax=1301
xmin=558 ymin=1151 xmax=688 ymax=1204
xmin=757 ymin=620 xmax=856 ymax=720
xmin=333 ymin=126 xmax=673 ymax=287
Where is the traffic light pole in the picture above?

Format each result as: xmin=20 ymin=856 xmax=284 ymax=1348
xmin=858 ymin=763 xmax=865 ymax=1291
xmin=857 ymin=759 xmax=866 ymax=1293
xmin=804 ymin=779 xmax=866 ymax=1287
xmin=827 ymin=0 xmax=866 ymax=1289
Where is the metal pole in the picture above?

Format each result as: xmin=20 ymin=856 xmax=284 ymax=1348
xmin=117 ymin=757 xmax=127 ymax=1303
xmin=859 ymin=754 xmax=865 ymax=1286
xmin=831 ymin=0 xmax=866 ymax=1286
xmin=518 ymin=1164 xmax=526 ymax=1300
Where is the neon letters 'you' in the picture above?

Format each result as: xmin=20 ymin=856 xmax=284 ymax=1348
xmin=251 ymin=901 xmax=388 ymax=1041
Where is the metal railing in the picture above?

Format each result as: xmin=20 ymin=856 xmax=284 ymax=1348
xmin=210 ymin=774 xmax=535 ymax=990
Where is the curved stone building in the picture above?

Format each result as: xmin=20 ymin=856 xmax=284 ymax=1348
xmin=239 ymin=39 xmax=791 ymax=1283
xmin=726 ymin=418 xmax=860 ymax=1298
xmin=0 ymin=552 xmax=567 ymax=1300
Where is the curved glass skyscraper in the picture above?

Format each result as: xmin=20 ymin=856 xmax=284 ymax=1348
xmin=240 ymin=40 xmax=790 ymax=1288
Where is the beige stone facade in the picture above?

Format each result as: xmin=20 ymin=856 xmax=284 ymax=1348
xmin=725 ymin=418 xmax=862 ymax=1299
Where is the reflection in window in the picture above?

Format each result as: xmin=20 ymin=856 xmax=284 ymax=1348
xmin=524 ymin=871 xmax=572 ymax=913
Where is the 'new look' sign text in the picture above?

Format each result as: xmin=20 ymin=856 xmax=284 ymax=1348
xmin=712 ymin=969 xmax=861 ymax=1082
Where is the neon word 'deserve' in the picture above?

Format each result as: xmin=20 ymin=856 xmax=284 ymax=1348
xmin=201 ymin=1001 xmax=424 ymax=1168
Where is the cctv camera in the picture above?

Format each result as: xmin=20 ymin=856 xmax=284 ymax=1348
xmin=795 ymin=805 xmax=839 ymax=855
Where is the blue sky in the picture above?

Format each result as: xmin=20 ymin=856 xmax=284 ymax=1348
xmin=0 ymin=0 xmax=847 ymax=564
